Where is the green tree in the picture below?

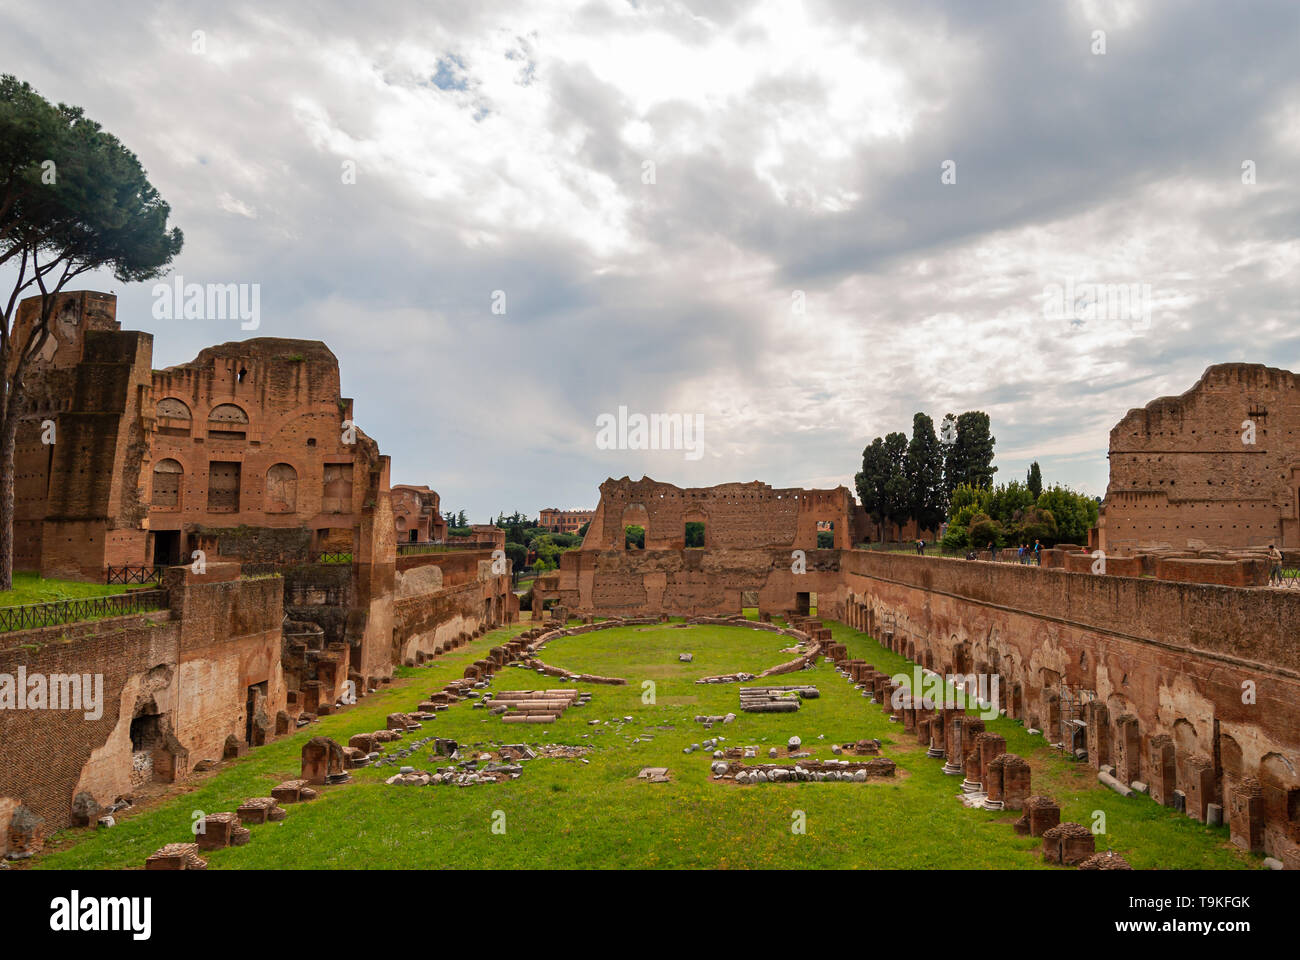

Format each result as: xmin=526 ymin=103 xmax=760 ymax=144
xmin=939 ymin=412 xmax=960 ymax=503
xmin=968 ymin=513 xmax=1002 ymax=550
xmin=948 ymin=411 xmax=997 ymax=491
xmin=1035 ymin=485 xmax=1099 ymax=544
xmin=988 ymin=481 xmax=1036 ymax=529
xmin=503 ymin=541 xmax=527 ymax=572
xmin=1026 ymin=461 xmax=1043 ymax=499
xmin=946 ymin=408 xmax=993 ymax=489
xmin=0 ymin=75 xmax=183 ymax=588
xmin=855 ymin=437 xmax=890 ymax=528
xmin=905 ymin=412 xmax=946 ymax=532
xmin=624 ymin=525 xmax=645 ymax=550
xmin=881 ymin=432 xmax=910 ymax=537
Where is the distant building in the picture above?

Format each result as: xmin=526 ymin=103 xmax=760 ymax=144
xmin=539 ymin=507 xmax=595 ymax=535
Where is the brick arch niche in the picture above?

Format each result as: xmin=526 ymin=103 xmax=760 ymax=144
xmin=265 ymin=462 xmax=298 ymax=513
xmin=207 ymin=403 xmax=249 ymax=440
xmin=152 ymin=458 xmax=183 ymax=509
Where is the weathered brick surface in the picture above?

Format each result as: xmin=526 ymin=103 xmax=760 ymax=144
xmin=1100 ymin=363 xmax=1300 ymax=552
xmin=0 ymin=571 xmax=283 ymax=852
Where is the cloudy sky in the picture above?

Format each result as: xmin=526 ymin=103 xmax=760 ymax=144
xmin=2 ymin=0 xmax=1298 ymax=521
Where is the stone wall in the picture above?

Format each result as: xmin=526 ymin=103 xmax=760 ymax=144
xmin=581 ymin=477 xmax=856 ymax=551
xmin=538 ymin=545 xmax=843 ymax=619
xmin=837 ymin=550 xmax=1300 ymax=867
xmin=1100 ymin=363 xmax=1300 ymax=552
xmin=0 ymin=566 xmax=285 ymax=855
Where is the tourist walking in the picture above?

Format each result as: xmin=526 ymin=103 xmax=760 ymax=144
xmin=1268 ymin=543 xmax=1284 ymax=585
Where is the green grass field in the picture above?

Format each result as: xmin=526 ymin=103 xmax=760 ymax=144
xmin=0 ymin=573 xmax=128 ymax=608
xmin=32 ymin=616 xmax=1258 ymax=869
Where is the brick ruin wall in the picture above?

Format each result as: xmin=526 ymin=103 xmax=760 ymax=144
xmin=393 ymin=554 xmax=517 ymax=666
xmin=1101 ymin=363 xmax=1300 ymax=553
xmin=0 ymin=292 xmax=524 ymax=855
xmin=840 ymin=550 xmax=1300 ymax=867
xmin=542 ymin=545 xmax=842 ymax=619
xmin=0 ymin=569 xmax=284 ymax=850
xmin=581 ymin=477 xmax=857 ymax=551
xmin=0 ymin=549 xmax=517 ymax=856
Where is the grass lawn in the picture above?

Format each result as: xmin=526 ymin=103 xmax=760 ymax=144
xmin=0 ymin=572 xmax=128 ymax=608
xmin=31 ymin=615 xmax=1259 ymax=870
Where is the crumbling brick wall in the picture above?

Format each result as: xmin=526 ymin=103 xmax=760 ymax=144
xmin=0 ymin=566 xmax=285 ymax=855
xmin=842 ymin=549 xmax=1300 ymax=868
xmin=1100 ymin=363 xmax=1300 ymax=552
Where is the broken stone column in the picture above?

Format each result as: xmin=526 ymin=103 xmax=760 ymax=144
xmin=1147 ymin=734 xmax=1176 ymax=807
xmin=1077 ymin=851 xmax=1133 ymax=870
xmin=915 ymin=712 xmax=935 ymax=747
xmin=1227 ymin=777 xmax=1265 ymax=853
xmin=236 ymin=797 xmax=287 ymax=826
xmin=977 ymin=732 xmax=1007 ymax=785
xmin=1014 ymin=795 xmax=1061 ymax=836
xmin=1112 ymin=714 xmax=1141 ymax=785
xmin=300 ymin=679 xmax=322 ymax=715
xmin=1001 ymin=754 xmax=1032 ymax=810
xmin=944 ymin=715 xmax=984 ymax=775
xmin=271 ymin=779 xmax=318 ymax=804
xmin=1042 ymin=822 xmax=1095 ymax=866
xmin=4 ymin=806 xmax=44 ymax=859
xmin=196 ymin=812 xmax=246 ymax=850
xmin=984 ymin=754 xmax=1006 ymax=806
xmin=1180 ymin=754 xmax=1215 ymax=822
xmin=301 ymin=736 xmax=349 ymax=785
xmin=145 ymin=842 xmax=208 ymax=870
xmin=962 ymin=749 xmax=983 ymax=792
xmin=1085 ymin=700 xmax=1110 ymax=769
xmin=349 ymin=732 xmax=378 ymax=753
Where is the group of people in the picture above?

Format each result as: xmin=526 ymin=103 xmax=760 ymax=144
xmin=961 ymin=540 xmax=1043 ymax=564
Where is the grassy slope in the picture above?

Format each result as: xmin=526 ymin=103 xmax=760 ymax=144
xmin=34 ymin=616 xmax=1257 ymax=870
xmin=0 ymin=573 xmax=128 ymax=607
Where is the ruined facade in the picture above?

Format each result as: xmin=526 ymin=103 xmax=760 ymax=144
xmin=580 ymin=477 xmax=856 ymax=552
xmin=0 ymin=565 xmax=284 ymax=844
xmin=12 ymin=291 xmax=392 ymax=579
xmin=392 ymin=484 xmax=447 ymax=544
xmin=0 ymin=291 xmax=517 ymax=857
xmin=1099 ymin=363 xmax=1300 ymax=553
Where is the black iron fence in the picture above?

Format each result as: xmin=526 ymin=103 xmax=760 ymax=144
xmin=398 ymin=540 xmax=500 ymax=556
xmin=1269 ymin=568 xmax=1300 ymax=589
xmin=0 ymin=589 xmax=168 ymax=633
xmin=106 ymin=565 xmax=167 ymax=585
